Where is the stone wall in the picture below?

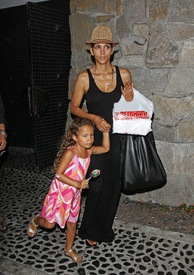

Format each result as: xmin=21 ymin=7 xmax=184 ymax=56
xmin=69 ymin=0 xmax=194 ymax=206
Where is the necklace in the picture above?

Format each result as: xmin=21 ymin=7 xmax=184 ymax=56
xmin=93 ymin=66 xmax=115 ymax=88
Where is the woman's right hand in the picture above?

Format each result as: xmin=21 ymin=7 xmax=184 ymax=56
xmin=80 ymin=179 xmax=89 ymax=189
xmin=93 ymin=116 xmax=111 ymax=132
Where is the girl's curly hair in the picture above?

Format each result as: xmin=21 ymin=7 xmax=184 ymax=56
xmin=53 ymin=117 xmax=94 ymax=171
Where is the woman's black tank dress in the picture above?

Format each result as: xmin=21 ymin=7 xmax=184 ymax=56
xmin=78 ymin=66 xmax=124 ymax=243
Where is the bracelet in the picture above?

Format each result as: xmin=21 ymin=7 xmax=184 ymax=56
xmin=0 ymin=130 xmax=7 ymax=137
xmin=55 ymin=173 xmax=60 ymax=179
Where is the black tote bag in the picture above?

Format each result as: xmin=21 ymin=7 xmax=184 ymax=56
xmin=120 ymin=132 xmax=167 ymax=193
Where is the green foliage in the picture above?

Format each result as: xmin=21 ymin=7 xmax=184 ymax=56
xmin=179 ymin=203 xmax=194 ymax=214
xmin=140 ymin=201 xmax=194 ymax=214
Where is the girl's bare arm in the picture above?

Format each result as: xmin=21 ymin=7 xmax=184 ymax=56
xmin=90 ymin=131 xmax=110 ymax=155
xmin=55 ymin=150 xmax=88 ymax=189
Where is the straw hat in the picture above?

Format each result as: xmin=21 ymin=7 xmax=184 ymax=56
xmin=85 ymin=26 xmax=118 ymax=46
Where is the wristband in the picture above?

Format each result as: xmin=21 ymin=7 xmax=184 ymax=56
xmin=55 ymin=173 xmax=60 ymax=179
xmin=0 ymin=130 xmax=7 ymax=137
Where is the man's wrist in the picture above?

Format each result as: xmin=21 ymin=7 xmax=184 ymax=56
xmin=0 ymin=129 xmax=7 ymax=137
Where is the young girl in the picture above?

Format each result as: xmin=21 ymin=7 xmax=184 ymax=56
xmin=27 ymin=117 xmax=110 ymax=263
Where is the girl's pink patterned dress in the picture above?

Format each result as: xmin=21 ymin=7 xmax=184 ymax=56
xmin=41 ymin=148 xmax=91 ymax=228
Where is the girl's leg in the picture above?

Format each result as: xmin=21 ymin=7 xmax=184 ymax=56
xmin=27 ymin=215 xmax=55 ymax=238
xmin=64 ymin=221 xmax=82 ymax=262
xmin=65 ymin=221 xmax=76 ymax=250
xmin=35 ymin=216 xmax=56 ymax=229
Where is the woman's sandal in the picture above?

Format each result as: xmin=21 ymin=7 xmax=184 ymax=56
xmin=64 ymin=248 xmax=83 ymax=263
xmin=27 ymin=214 xmax=40 ymax=238
xmin=85 ymin=239 xmax=97 ymax=247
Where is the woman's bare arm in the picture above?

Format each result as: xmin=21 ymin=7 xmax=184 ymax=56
xmin=70 ymin=71 xmax=110 ymax=131
xmin=120 ymin=68 xmax=133 ymax=102
xmin=70 ymin=71 xmax=96 ymax=121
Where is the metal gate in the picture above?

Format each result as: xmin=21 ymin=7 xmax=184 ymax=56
xmin=0 ymin=1 xmax=71 ymax=168
xmin=27 ymin=2 xmax=71 ymax=168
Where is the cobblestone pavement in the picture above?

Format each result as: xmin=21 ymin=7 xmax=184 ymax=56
xmin=0 ymin=148 xmax=194 ymax=275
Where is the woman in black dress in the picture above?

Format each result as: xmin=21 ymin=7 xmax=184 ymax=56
xmin=70 ymin=26 xmax=133 ymax=245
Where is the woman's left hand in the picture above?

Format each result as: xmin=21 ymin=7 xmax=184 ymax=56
xmin=121 ymin=81 xmax=133 ymax=102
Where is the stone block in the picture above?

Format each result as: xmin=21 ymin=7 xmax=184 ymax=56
xmin=141 ymin=141 xmax=194 ymax=206
xmin=149 ymin=172 xmax=194 ymax=206
xmin=165 ymin=68 xmax=194 ymax=96
xmin=168 ymin=0 xmax=194 ymax=23
xmin=156 ymin=141 xmax=194 ymax=175
xmin=133 ymin=23 xmax=149 ymax=38
xmin=116 ymin=15 xmax=130 ymax=39
xmin=69 ymin=14 xmax=95 ymax=50
xmin=96 ymin=15 xmax=115 ymax=23
xmin=153 ymin=95 xmax=194 ymax=128
xmin=127 ymin=56 xmax=145 ymax=67
xmin=166 ymin=23 xmax=194 ymax=42
xmin=121 ymin=0 xmax=146 ymax=24
xmin=148 ymin=0 xmax=168 ymax=23
xmin=73 ymin=0 xmax=117 ymax=13
xmin=177 ymin=116 xmax=194 ymax=143
xmin=130 ymin=68 xmax=168 ymax=94
xmin=147 ymin=25 xmax=179 ymax=67
xmin=120 ymin=37 xmax=144 ymax=56
xmin=114 ymin=57 xmax=131 ymax=68
xmin=180 ymin=40 xmax=194 ymax=67
xmin=152 ymin=122 xmax=176 ymax=143
xmin=133 ymin=36 xmax=147 ymax=46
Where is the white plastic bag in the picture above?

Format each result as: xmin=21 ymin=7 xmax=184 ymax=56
xmin=112 ymin=88 xmax=154 ymax=135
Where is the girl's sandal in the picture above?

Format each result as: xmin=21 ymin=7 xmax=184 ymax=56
xmin=64 ymin=248 xmax=83 ymax=263
xmin=27 ymin=214 xmax=40 ymax=238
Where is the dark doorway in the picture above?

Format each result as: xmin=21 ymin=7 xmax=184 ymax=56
xmin=0 ymin=0 xmax=71 ymax=168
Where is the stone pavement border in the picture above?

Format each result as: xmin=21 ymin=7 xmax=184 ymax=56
xmin=0 ymin=220 xmax=194 ymax=275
